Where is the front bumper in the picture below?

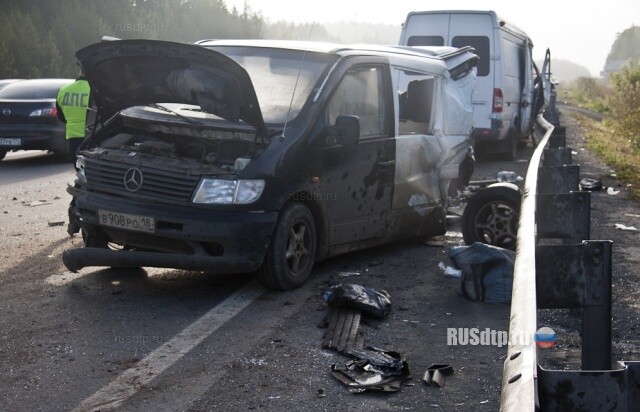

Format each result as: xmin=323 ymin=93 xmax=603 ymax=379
xmin=66 ymin=191 xmax=278 ymax=273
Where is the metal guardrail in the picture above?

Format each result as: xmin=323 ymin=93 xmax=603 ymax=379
xmin=500 ymin=113 xmax=640 ymax=410
xmin=499 ymin=114 xmax=553 ymax=411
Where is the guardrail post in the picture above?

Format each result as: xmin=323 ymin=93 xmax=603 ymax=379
xmin=582 ymin=241 xmax=613 ymax=370
xmin=538 ymin=165 xmax=579 ymax=194
xmin=549 ymin=126 xmax=566 ymax=148
xmin=542 ymin=147 xmax=572 ymax=167
xmin=536 ymin=192 xmax=590 ymax=242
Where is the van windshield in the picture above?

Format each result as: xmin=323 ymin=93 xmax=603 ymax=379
xmin=207 ymin=46 xmax=336 ymax=124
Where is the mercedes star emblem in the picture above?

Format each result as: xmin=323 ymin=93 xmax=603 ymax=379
xmin=124 ymin=168 xmax=143 ymax=192
xmin=2 ymin=108 xmax=10 ymax=116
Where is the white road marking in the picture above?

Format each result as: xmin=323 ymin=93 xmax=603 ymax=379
xmin=72 ymin=280 xmax=265 ymax=412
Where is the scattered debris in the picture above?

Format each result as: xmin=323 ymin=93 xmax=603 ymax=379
xmin=322 ymin=308 xmax=363 ymax=354
xmin=47 ymin=221 xmax=65 ymax=227
xmin=448 ymin=243 xmax=515 ymax=304
xmin=331 ymin=347 xmax=412 ymax=393
xmin=423 ymin=364 xmax=454 ymax=387
xmin=606 ymin=187 xmax=620 ymax=195
xmin=438 ymin=261 xmax=462 ymax=278
xmin=267 ymin=396 xmax=280 ymax=400
xmin=337 ymin=271 xmax=362 ymax=278
xmin=26 ymin=200 xmax=52 ymax=207
xmin=317 ymin=388 xmax=326 ymax=398
xmin=495 ymin=171 xmax=523 ymax=183
xmin=54 ymin=195 xmax=61 ymax=200
xmin=571 ymin=150 xmax=578 ymax=155
xmin=480 ymin=400 xmax=489 ymax=404
xmin=423 ymin=239 xmax=445 ymax=247
xmin=625 ymin=213 xmax=640 ymax=218
xmin=615 ymin=224 xmax=638 ymax=231
xmin=367 ymin=259 xmax=384 ymax=267
xmin=324 ymin=284 xmax=391 ymax=320
xmin=579 ymin=178 xmax=603 ymax=191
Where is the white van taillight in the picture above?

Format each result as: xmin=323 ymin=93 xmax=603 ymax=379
xmin=492 ymin=88 xmax=503 ymax=113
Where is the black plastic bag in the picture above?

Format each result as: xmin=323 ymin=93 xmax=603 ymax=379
xmin=323 ymin=284 xmax=391 ymax=319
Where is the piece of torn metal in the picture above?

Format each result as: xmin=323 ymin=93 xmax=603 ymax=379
xmin=579 ymin=177 xmax=603 ymax=191
xmin=331 ymin=347 xmax=412 ymax=393
xmin=423 ymin=364 xmax=454 ymax=387
xmin=606 ymin=187 xmax=620 ymax=195
xmin=615 ymin=223 xmax=638 ymax=231
xmin=322 ymin=308 xmax=364 ymax=354
xmin=323 ymin=284 xmax=391 ymax=319
xmin=48 ymin=221 xmax=65 ymax=227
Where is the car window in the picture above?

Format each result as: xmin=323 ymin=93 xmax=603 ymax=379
xmin=407 ymin=36 xmax=445 ymax=47
xmin=0 ymin=82 xmax=68 ymax=99
xmin=452 ymin=36 xmax=490 ymax=76
xmin=396 ymin=69 xmax=435 ymax=135
xmin=326 ymin=66 xmax=387 ymax=139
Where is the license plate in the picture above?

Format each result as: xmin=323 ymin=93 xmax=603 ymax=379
xmin=98 ymin=210 xmax=155 ymax=233
xmin=0 ymin=138 xmax=21 ymax=146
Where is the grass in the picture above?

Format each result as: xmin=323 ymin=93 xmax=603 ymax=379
xmin=574 ymin=113 xmax=640 ymax=201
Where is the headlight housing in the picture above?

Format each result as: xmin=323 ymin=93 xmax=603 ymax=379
xmin=192 ymin=179 xmax=265 ymax=205
xmin=75 ymin=156 xmax=87 ymax=184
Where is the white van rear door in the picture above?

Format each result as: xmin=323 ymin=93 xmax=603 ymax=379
xmin=448 ymin=13 xmax=494 ymax=130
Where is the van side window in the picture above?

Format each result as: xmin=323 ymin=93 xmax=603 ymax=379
xmin=407 ymin=36 xmax=444 ymax=46
xmin=452 ymin=36 xmax=490 ymax=76
xmin=396 ymin=69 xmax=435 ymax=135
xmin=326 ymin=66 xmax=387 ymax=139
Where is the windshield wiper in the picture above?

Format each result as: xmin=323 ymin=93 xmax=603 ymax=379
xmin=147 ymin=103 xmax=205 ymax=128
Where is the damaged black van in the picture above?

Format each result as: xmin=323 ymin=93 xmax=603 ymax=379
xmin=63 ymin=39 xmax=478 ymax=290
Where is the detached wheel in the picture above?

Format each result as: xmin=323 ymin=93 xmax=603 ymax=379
xmin=260 ymin=203 xmax=316 ymax=290
xmin=462 ymin=185 xmax=521 ymax=251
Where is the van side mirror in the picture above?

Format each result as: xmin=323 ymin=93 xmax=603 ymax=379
xmin=325 ymin=115 xmax=360 ymax=146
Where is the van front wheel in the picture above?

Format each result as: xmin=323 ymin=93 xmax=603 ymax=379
xmin=260 ymin=203 xmax=317 ymax=290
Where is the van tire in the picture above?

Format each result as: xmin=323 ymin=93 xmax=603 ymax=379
xmin=462 ymin=185 xmax=520 ymax=251
xmin=260 ymin=203 xmax=317 ymax=290
xmin=502 ymin=133 xmax=518 ymax=160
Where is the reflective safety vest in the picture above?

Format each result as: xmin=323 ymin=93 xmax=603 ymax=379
xmin=56 ymin=79 xmax=90 ymax=140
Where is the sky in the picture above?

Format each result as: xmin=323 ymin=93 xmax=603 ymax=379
xmin=223 ymin=0 xmax=639 ymax=77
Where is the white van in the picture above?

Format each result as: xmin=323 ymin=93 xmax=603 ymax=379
xmin=400 ymin=10 xmax=540 ymax=159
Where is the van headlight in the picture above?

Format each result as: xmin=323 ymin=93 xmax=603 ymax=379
xmin=75 ymin=156 xmax=87 ymax=184
xmin=192 ymin=179 xmax=265 ymax=204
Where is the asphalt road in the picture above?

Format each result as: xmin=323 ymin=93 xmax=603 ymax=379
xmin=0 ymin=143 xmax=534 ymax=411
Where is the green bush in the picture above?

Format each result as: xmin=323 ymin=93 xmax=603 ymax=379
xmin=561 ymin=76 xmax=610 ymax=113
xmin=608 ymin=61 xmax=640 ymax=150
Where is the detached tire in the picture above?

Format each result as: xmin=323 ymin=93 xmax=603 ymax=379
xmin=462 ymin=185 xmax=521 ymax=251
xmin=260 ymin=203 xmax=317 ymax=290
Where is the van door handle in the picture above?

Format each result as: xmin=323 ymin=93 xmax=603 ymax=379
xmin=377 ymin=160 xmax=395 ymax=168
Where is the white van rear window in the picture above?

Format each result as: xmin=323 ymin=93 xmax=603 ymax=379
xmin=407 ymin=36 xmax=444 ymax=47
xmin=452 ymin=36 xmax=490 ymax=76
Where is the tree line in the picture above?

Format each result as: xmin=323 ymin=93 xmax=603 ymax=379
xmin=0 ymin=0 xmax=266 ymax=78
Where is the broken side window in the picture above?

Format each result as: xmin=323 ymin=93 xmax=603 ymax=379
xmin=395 ymin=69 xmax=435 ymax=135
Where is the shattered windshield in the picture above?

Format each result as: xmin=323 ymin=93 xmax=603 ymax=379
xmin=207 ymin=46 xmax=335 ymax=124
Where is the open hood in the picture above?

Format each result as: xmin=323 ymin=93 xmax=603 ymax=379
xmin=76 ymin=39 xmax=267 ymax=135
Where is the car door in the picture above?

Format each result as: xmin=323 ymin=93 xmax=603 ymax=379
xmin=519 ymin=40 xmax=534 ymax=135
xmin=315 ymin=62 xmax=395 ymax=245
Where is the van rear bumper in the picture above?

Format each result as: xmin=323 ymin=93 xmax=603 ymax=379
xmin=472 ymin=119 xmax=506 ymax=142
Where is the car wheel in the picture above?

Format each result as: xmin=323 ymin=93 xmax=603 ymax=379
xmin=462 ymin=185 xmax=521 ymax=251
xmin=260 ymin=203 xmax=316 ymax=290
xmin=0 ymin=150 xmax=6 ymax=161
xmin=502 ymin=133 xmax=518 ymax=160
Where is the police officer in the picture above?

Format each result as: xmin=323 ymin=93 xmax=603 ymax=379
xmin=56 ymin=66 xmax=90 ymax=164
